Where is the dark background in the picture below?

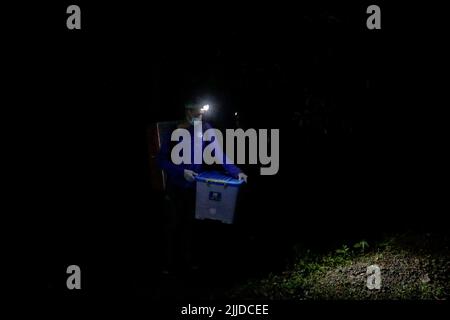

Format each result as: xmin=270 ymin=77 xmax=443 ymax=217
xmin=6 ymin=1 xmax=448 ymax=299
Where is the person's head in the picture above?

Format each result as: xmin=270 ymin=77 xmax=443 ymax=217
xmin=185 ymin=103 xmax=204 ymax=125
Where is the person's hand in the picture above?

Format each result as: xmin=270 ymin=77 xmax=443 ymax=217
xmin=238 ymin=172 xmax=248 ymax=183
xmin=184 ymin=169 xmax=198 ymax=182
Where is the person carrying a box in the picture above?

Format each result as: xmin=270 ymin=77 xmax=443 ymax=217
xmin=157 ymin=99 xmax=247 ymax=274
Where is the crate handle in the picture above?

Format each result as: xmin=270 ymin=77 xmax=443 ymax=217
xmin=204 ymin=176 xmax=232 ymax=187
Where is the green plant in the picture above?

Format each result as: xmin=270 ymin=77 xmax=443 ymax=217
xmin=228 ymin=234 xmax=450 ymax=300
xmin=335 ymin=244 xmax=351 ymax=257
xmin=353 ymin=240 xmax=370 ymax=253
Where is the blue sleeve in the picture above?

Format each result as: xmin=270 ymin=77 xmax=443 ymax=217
xmin=157 ymin=133 xmax=184 ymax=177
xmin=222 ymin=161 xmax=241 ymax=178
xmin=203 ymin=122 xmax=242 ymax=178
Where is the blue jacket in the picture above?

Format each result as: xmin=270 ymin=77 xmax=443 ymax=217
xmin=157 ymin=122 xmax=241 ymax=189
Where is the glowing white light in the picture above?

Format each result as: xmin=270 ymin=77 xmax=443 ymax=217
xmin=201 ymin=104 xmax=210 ymax=112
xmin=234 ymin=112 xmax=238 ymax=116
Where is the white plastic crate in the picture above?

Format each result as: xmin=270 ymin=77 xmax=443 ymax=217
xmin=195 ymin=171 xmax=244 ymax=224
